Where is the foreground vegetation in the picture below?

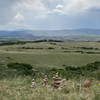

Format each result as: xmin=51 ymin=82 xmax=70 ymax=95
xmin=0 ymin=41 xmax=100 ymax=100
xmin=0 ymin=77 xmax=100 ymax=100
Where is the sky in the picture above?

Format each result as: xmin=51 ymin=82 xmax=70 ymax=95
xmin=0 ymin=0 xmax=100 ymax=30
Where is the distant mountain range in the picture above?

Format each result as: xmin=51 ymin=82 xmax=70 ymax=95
xmin=0 ymin=29 xmax=100 ymax=41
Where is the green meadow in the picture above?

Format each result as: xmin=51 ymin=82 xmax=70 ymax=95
xmin=1 ymin=41 xmax=100 ymax=67
xmin=0 ymin=41 xmax=100 ymax=100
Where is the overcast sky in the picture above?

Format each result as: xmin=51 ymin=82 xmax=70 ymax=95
xmin=0 ymin=0 xmax=100 ymax=30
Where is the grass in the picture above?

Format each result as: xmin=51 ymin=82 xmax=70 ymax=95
xmin=1 ymin=42 xmax=100 ymax=68
xmin=0 ymin=41 xmax=100 ymax=100
xmin=0 ymin=77 xmax=100 ymax=100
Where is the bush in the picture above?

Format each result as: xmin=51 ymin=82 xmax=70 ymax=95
xmin=50 ymin=62 xmax=100 ymax=79
xmin=7 ymin=63 xmax=33 ymax=76
xmin=48 ymin=47 xmax=54 ymax=49
xmin=6 ymin=61 xmax=100 ymax=79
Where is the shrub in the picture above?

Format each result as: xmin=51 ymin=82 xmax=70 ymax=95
xmin=48 ymin=47 xmax=54 ymax=49
xmin=7 ymin=63 xmax=33 ymax=76
xmin=6 ymin=61 xmax=100 ymax=79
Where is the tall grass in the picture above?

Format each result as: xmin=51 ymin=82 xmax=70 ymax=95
xmin=0 ymin=77 xmax=100 ymax=100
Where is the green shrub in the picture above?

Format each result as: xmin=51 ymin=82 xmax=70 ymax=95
xmin=6 ymin=61 xmax=100 ymax=79
xmin=7 ymin=63 xmax=33 ymax=76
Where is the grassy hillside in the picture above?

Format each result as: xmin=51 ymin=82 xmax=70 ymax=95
xmin=0 ymin=41 xmax=100 ymax=100
xmin=0 ymin=41 xmax=100 ymax=67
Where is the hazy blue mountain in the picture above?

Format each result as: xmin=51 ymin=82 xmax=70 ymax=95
xmin=0 ymin=29 xmax=100 ymax=41
xmin=0 ymin=30 xmax=35 ymax=40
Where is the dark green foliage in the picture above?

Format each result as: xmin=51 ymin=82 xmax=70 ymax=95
xmin=48 ymin=47 xmax=54 ymax=49
xmin=21 ymin=47 xmax=43 ymax=49
xmin=0 ymin=41 xmax=26 ymax=46
xmin=74 ymin=51 xmax=84 ymax=54
xmin=50 ymin=62 xmax=100 ymax=79
xmin=50 ymin=43 xmax=57 ymax=45
xmin=65 ymin=62 xmax=100 ymax=78
xmin=1 ymin=61 xmax=100 ymax=80
xmin=65 ymin=62 xmax=100 ymax=72
xmin=74 ymin=47 xmax=100 ymax=50
xmin=64 ymin=50 xmax=100 ymax=54
xmin=7 ymin=63 xmax=44 ymax=78
xmin=33 ymin=40 xmax=63 ymax=43
xmin=7 ymin=63 xmax=33 ymax=75
xmin=7 ymin=63 xmax=32 ymax=70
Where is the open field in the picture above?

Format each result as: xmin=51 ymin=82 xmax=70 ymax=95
xmin=0 ymin=41 xmax=100 ymax=68
xmin=0 ymin=41 xmax=100 ymax=100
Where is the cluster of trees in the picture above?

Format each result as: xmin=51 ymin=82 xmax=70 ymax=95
xmin=21 ymin=47 xmax=44 ymax=50
xmin=63 ymin=50 xmax=100 ymax=54
xmin=0 ymin=41 xmax=26 ymax=46
xmin=0 ymin=39 xmax=62 ymax=46
xmin=74 ymin=47 xmax=100 ymax=50
xmin=33 ymin=40 xmax=63 ymax=43
xmin=20 ymin=47 xmax=55 ymax=50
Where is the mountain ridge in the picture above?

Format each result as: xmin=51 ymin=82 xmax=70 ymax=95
xmin=0 ymin=29 xmax=100 ymax=41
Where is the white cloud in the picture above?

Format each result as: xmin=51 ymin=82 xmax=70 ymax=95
xmin=46 ymin=0 xmax=100 ymax=15
xmin=49 ymin=4 xmax=64 ymax=15
xmin=12 ymin=0 xmax=100 ymax=17
xmin=14 ymin=13 xmax=24 ymax=21
xmin=17 ymin=0 xmax=47 ymax=11
xmin=2 ymin=0 xmax=100 ymax=29
xmin=52 ymin=9 xmax=64 ymax=15
xmin=14 ymin=0 xmax=49 ymax=19
xmin=8 ymin=13 xmax=25 ymax=28
xmin=56 ymin=4 xmax=64 ymax=9
xmin=62 ymin=0 xmax=100 ymax=15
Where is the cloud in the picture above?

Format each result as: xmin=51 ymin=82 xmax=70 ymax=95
xmin=16 ymin=0 xmax=47 ymax=11
xmin=46 ymin=0 xmax=100 ymax=15
xmin=0 ymin=0 xmax=18 ymax=25
xmin=52 ymin=9 xmax=64 ymax=15
xmin=8 ymin=13 xmax=25 ymax=29
xmin=62 ymin=0 xmax=100 ymax=15
xmin=0 ymin=0 xmax=100 ymax=30
xmin=14 ymin=13 xmax=24 ymax=22
xmin=1 ymin=0 xmax=100 ymax=21
xmin=14 ymin=0 xmax=49 ymax=19
xmin=56 ymin=4 xmax=64 ymax=9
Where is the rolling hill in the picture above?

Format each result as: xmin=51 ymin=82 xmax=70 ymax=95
xmin=0 ymin=29 xmax=100 ymax=41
